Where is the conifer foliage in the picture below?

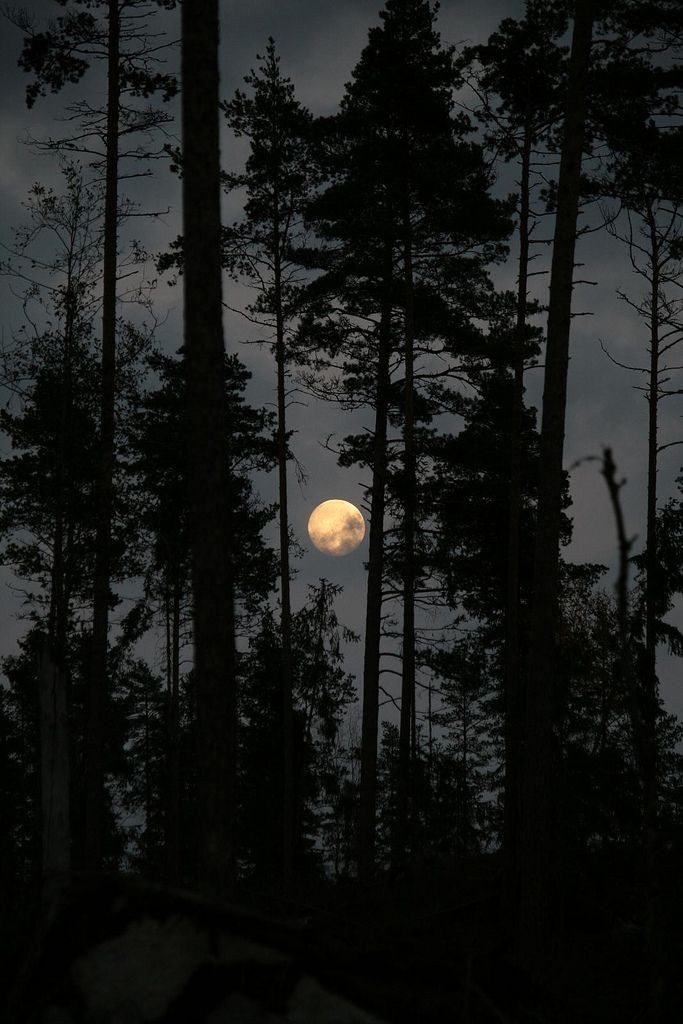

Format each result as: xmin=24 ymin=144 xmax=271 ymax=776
xmin=2 ymin=1 xmax=683 ymax=1021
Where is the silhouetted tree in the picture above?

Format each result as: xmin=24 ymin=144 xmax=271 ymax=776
xmin=0 ymin=165 xmax=151 ymax=886
xmin=128 ymin=347 xmax=277 ymax=884
xmin=519 ymin=0 xmax=594 ymax=962
xmin=221 ymin=39 xmax=316 ymax=886
xmin=118 ymin=658 xmax=167 ymax=877
xmin=238 ymin=581 xmax=356 ymax=886
xmin=598 ymin=125 xmax=683 ymax=1013
xmin=181 ymin=0 xmax=236 ymax=896
xmin=460 ymin=1 xmax=569 ymax=924
xmin=301 ymin=0 xmax=511 ymax=876
xmin=13 ymin=0 xmax=176 ymax=869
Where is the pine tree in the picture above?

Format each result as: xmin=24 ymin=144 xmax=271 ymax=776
xmin=221 ymin=39 xmax=316 ymax=886
xmin=421 ymin=348 xmax=559 ymax=863
xmin=0 ymin=180 xmax=153 ymax=888
xmin=459 ymin=0 xmax=569 ymax=926
xmin=238 ymin=581 xmax=356 ymax=887
xmin=598 ymin=130 xmax=683 ymax=1014
xmin=180 ymin=0 xmax=236 ymax=899
xmin=430 ymin=638 xmax=498 ymax=858
xmin=127 ymin=346 xmax=277 ymax=885
xmin=519 ymin=0 xmax=595 ymax=962
xmin=302 ymin=0 xmax=511 ymax=877
xmin=1 ymin=167 xmax=102 ymax=890
xmin=13 ymin=0 xmax=177 ymax=869
xmin=118 ymin=658 xmax=167 ymax=877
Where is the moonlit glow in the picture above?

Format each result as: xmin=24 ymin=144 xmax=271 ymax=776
xmin=307 ymin=499 xmax=366 ymax=556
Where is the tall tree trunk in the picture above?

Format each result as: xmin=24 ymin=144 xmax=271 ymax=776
xmin=462 ymin=690 xmax=470 ymax=855
xmin=518 ymin=0 xmax=594 ymax=961
xmin=84 ymin=0 xmax=119 ymax=870
xmin=163 ymin=576 xmax=173 ymax=872
xmin=503 ymin=121 xmax=532 ymax=930
xmin=165 ymin=564 xmax=181 ymax=885
xmin=39 ymin=642 xmax=70 ymax=905
xmin=143 ymin=693 xmax=152 ymax=868
xmin=181 ymin=0 xmax=236 ymax=899
xmin=49 ymin=272 xmax=75 ymax=666
xmin=396 ymin=213 xmax=416 ymax=865
xmin=273 ymin=201 xmax=295 ymax=892
xmin=359 ymin=241 xmax=393 ymax=883
xmin=41 ymin=264 xmax=76 ymax=904
xmin=643 ymin=202 xmax=662 ymax=1021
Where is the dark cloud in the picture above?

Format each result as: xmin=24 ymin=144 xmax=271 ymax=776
xmin=0 ymin=0 xmax=681 ymax=720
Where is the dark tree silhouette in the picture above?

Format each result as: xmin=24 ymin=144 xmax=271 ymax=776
xmin=128 ymin=348 xmax=277 ymax=885
xmin=301 ymin=0 xmax=510 ymax=876
xmin=12 ymin=0 xmax=177 ymax=869
xmin=221 ymin=39 xmax=315 ymax=887
xmin=599 ymin=121 xmax=683 ymax=1017
xmin=460 ymin=2 xmax=569 ymax=930
xmin=519 ymin=0 xmax=594 ymax=961
xmin=181 ymin=0 xmax=236 ymax=898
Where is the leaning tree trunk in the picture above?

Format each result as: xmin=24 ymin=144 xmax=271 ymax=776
xmin=181 ymin=0 xmax=237 ymax=899
xmin=503 ymin=120 xmax=532 ymax=931
xmin=84 ymin=0 xmax=119 ymax=870
xmin=359 ymin=241 xmax=394 ymax=883
xmin=518 ymin=0 xmax=594 ymax=962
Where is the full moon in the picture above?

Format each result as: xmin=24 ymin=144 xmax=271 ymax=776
xmin=307 ymin=499 xmax=366 ymax=557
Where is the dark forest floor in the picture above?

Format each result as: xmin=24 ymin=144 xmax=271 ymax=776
xmin=4 ymin=848 xmax=683 ymax=1022
xmin=237 ymin=848 xmax=683 ymax=1022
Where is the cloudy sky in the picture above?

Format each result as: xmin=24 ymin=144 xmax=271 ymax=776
xmin=0 ymin=0 xmax=681 ymax=719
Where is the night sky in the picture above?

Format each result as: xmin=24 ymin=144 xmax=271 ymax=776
xmin=0 ymin=0 xmax=681 ymax=720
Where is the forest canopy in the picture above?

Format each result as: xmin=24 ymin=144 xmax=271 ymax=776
xmin=0 ymin=1 xmax=682 ymax=1022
